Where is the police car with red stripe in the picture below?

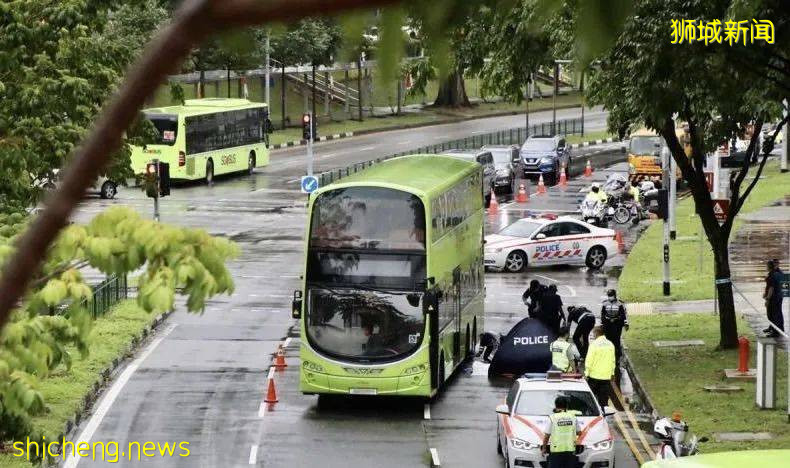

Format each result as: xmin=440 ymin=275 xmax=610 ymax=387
xmin=484 ymin=216 xmax=618 ymax=273
xmin=495 ymin=372 xmax=616 ymax=468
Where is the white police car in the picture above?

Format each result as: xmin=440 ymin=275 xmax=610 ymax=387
xmin=495 ymin=373 xmax=616 ymax=468
xmin=484 ymin=216 xmax=618 ymax=273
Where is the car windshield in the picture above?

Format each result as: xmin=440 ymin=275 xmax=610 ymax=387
xmin=515 ymin=390 xmax=600 ymax=417
xmin=498 ymin=220 xmax=542 ymax=238
xmin=489 ymin=149 xmax=513 ymax=165
xmin=305 ymin=285 xmax=425 ymax=362
xmin=521 ymin=139 xmax=556 ymax=152
xmin=143 ymin=112 xmax=178 ymax=146
xmin=629 ymin=136 xmax=662 ymax=155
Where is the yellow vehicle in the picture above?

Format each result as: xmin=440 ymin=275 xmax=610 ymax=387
xmin=628 ymin=127 xmax=688 ymax=179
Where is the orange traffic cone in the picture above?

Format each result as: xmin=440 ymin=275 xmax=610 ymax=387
xmin=584 ymin=160 xmax=593 ymax=177
xmin=516 ymin=183 xmax=528 ymax=203
xmin=488 ymin=191 xmax=499 ymax=214
xmin=264 ymin=377 xmax=278 ymax=403
xmin=537 ymin=175 xmax=547 ymax=195
xmin=558 ymin=165 xmax=567 ymax=188
xmin=615 ymin=231 xmax=625 ymax=253
xmin=274 ymin=345 xmax=287 ymax=369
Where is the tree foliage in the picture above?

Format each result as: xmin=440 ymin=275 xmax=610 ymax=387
xmin=0 ymin=207 xmax=238 ymax=443
xmin=586 ymin=0 xmax=789 ymax=347
xmin=0 ymin=0 xmax=166 ymax=210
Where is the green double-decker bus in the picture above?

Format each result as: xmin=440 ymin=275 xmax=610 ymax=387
xmin=292 ymin=155 xmax=486 ymax=397
xmin=130 ymin=98 xmax=270 ymax=183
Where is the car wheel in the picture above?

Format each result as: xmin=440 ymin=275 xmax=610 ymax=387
xmin=586 ymin=246 xmax=607 ymax=269
xmin=496 ymin=428 xmax=503 ymax=455
xmin=206 ymin=159 xmax=214 ymax=185
xmin=613 ymin=206 xmax=631 ymax=224
xmin=100 ymin=181 xmax=117 ymax=199
xmin=504 ymin=250 xmax=527 ymax=273
xmin=247 ymin=152 xmax=255 ymax=175
xmin=485 ymin=192 xmax=491 ymax=208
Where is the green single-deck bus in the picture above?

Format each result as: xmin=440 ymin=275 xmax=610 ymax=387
xmin=130 ymin=98 xmax=270 ymax=183
xmin=292 ymin=155 xmax=486 ymax=397
xmin=641 ymin=450 xmax=790 ymax=467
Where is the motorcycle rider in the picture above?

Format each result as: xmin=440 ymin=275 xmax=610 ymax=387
xmin=567 ymin=305 xmax=596 ymax=359
xmin=628 ymin=180 xmax=641 ymax=204
xmin=600 ymin=289 xmax=628 ymax=381
xmin=585 ymin=183 xmax=608 ymax=204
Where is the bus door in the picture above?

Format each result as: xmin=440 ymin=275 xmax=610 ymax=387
xmin=452 ymin=267 xmax=462 ymax=363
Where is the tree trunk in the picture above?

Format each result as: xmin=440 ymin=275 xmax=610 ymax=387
xmin=712 ymin=239 xmax=739 ymax=348
xmin=281 ymin=63 xmax=286 ymax=130
xmin=198 ymin=70 xmax=205 ymax=98
xmin=433 ymin=70 xmax=470 ymax=107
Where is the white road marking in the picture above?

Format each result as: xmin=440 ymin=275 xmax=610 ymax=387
xmin=249 ymin=445 xmax=259 ymax=464
xmin=267 ymin=367 xmax=276 ymax=380
xmin=283 ymin=337 xmax=292 ymax=347
xmin=397 ymin=140 xmax=412 ymax=145
xmin=563 ymin=285 xmax=577 ymax=297
xmin=534 ymin=274 xmax=558 ymax=283
xmin=286 ymin=178 xmax=300 ymax=184
xmin=359 ymin=146 xmax=375 ymax=151
xmin=424 ymin=403 xmax=431 ymax=420
xmin=64 ymin=324 xmax=177 ymax=468
xmin=430 ymin=448 xmax=441 ymax=466
xmin=471 ymin=360 xmax=490 ymax=376
xmin=257 ymin=402 xmax=266 ymax=418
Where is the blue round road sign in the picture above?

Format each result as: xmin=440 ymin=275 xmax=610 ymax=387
xmin=301 ymin=175 xmax=319 ymax=194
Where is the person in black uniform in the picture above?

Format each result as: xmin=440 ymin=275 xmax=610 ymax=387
xmin=600 ymin=289 xmax=628 ymax=380
xmin=567 ymin=305 xmax=596 ymax=359
xmin=477 ymin=331 xmax=499 ymax=362
xmin=540 ymin=284 xmax=565 ymax=334
xmin=522 ymin=279 xmax=546 ymax=319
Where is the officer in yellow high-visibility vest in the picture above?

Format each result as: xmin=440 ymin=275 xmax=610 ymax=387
xmin=541 ymin=396 xmax=582 ymax=468
xmin=549 ymin=327 xmax=579 ymax=373
xmin=584 ymin=326 xmax=616 ymax=408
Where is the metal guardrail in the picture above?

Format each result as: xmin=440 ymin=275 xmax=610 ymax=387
xmin=318 ymin=117 xmax=584 ymax=187
xmin=85 ymin=275 xmax=128 ymax=319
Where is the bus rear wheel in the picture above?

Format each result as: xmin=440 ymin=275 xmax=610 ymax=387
xmin=206 ymin=159 xmax=214 ymax=185
xmin=248 ymin=152 xmax=256 ymax=175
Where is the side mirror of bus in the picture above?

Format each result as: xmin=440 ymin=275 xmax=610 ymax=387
xmin=603 ymin=406 xmax=616 ymax=417
xmin=292 ymin=290 xmax=302 ymax=319
xmin=495 ymin=404 xmax=509 ymax=415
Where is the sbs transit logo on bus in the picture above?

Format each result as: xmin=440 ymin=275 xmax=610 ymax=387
xmin=221 ymin=154 xmax=237 ymax=166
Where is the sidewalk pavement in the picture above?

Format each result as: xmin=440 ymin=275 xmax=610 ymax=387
xmin=627 ymin=197 xmax=790 ymax=347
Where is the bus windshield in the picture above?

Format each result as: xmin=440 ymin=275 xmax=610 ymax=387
xmin=305 ymin=285 xmax=425 ymax=362
xmin=515 ymin=390 xmax=600 ymax=417
xmin=310 ymin=187 xmax=426 ymax=251
xmin=143 ymin=113 xmax=178 ymax=146
xmin=629 ymin=136 xmax=662 ymax=155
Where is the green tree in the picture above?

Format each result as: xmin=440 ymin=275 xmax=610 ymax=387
xmin=0 ymin=0 xmax=165 ymax=210
xmin=0 ymin=207 xmax=237 ymax=444
xmin=586 ymin=0 xmax=789 ymax=348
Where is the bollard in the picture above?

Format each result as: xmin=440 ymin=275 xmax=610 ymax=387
xmin=737 ymin=336 xmax=749 ymax=373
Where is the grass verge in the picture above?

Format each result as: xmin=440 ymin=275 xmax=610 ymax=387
xmin=566 ymin=129 xmax=615 ymax=145
xmin=0 ymin=301 xmax=158 ymax=468
xmin=268 ymin=93 xmax=582 ymax=146
xmin=620 ymin=160 xmax=790 ymax=302
xmin=625 ymin=312 xmax=788 ymax=452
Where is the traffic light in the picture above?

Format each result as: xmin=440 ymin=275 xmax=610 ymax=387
xmin=656 ymin=188 xmax=669 ymax=220
xmin=144 ymin=162 xmax=158 ymax=198
xmin=144 ymin=161 xmax=171 ymax=198
xmin=302 ymin=113 xmax=317 ymax=141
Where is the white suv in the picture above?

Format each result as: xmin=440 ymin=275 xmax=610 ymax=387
xmin=495 ymin=373 xmax=616 ymax=467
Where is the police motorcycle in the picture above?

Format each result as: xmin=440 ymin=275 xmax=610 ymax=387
xmin=602 ymin=173 xmax=636 ymax=225
xmin=654 ymin=414 xmax=708 ymax=459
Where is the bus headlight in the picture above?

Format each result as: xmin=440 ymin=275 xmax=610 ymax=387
xmin=303 ymin=360 xmax=324 ymax=373
xmin=510 ymin=438 xmax=539 ymax=451
xmin=589 ymin=439 xmax=612 ymax=451
xmin=402 ymin=364 xmax=427 ymax=375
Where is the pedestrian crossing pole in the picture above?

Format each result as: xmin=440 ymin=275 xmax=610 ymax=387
xmin=661 ymin=147 xmax=671 ymax=296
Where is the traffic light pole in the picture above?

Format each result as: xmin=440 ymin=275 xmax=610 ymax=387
xmin=661 ymin=147 xmax=671 ymax=296
xmin=669 ymin=152 xmax=677 ymax=239
xmin=307 ymin=113 xmax=314 ymax=177
xmin=152 ymin=159 xmax=160 ymax=222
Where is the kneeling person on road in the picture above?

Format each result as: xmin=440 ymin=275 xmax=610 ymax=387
xmin=542 ymin=396 xmax=582 ymax=468
xmin=584 ymin=326 xmax=616 ymax=408
xmin=550 ymin=327 xmax=580 ymax=373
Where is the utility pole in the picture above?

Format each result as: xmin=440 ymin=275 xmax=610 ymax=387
xmin=357 ymin=56 xmax=363 ymax=122
xmin=580 ymin=69 xmax=585 ymax=137
xmin=661 ymin=147 xmax=671 ymax=296
xmin=525 ymin=70 xmax=530 ymax=135
xmin=782 ymin=98 xmax=788 ymax=173
xmin=264 ymin=32 xmax=271 ymax=106
xmin=669 ymin=152 xmax=677 ymax=239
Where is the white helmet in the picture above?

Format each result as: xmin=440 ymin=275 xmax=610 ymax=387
xmin=654 ymin=417 xmax=673 ymax=438
xmin=591 ymin=182 xmax=601 ymax=189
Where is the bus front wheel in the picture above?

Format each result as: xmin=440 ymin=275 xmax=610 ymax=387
xmin=206 ymin=159 xmax=214 ymax=185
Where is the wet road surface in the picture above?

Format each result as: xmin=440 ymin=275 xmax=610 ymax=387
xmin=67 ymin=109 xmax=641 ymax=468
